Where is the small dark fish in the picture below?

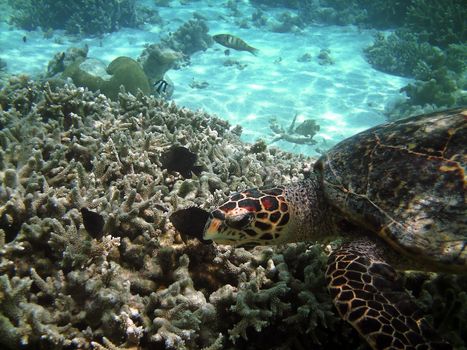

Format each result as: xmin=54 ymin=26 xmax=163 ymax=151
xmin=224 ymin=49 xmax=230 ymax=56
xmin=154 ymin=79 xmax=169 ymax=95
xmin=81 ymin=207 xmax=105 ymax=239
xmin=160 ymin=146 xmax=203 ymax=178
xmin=58 ymin=51 xmax=66 ymax=63
xmin=213 ymin=34 xmax=259 ymax=56
xmin=170 ymin=207 xmax=212 ymax=244
xmin=22 ymin=36 xmax=27 ymax=43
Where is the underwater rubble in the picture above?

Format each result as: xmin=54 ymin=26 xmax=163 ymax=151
xmin=0 ymin=79 xmax=466 ymax=350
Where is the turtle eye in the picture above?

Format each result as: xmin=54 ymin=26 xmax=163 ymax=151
xmin=211 ymin=209 xmax=225 ymax=220
xmin=226 ymin=212 xmax=253 ymax=230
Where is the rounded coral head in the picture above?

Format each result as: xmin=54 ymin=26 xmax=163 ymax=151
xmin=203 ymin=186 xmax=292 ymax=247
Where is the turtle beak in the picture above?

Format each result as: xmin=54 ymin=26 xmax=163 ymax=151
xmin=203 ymin=217 xmax=223 ymax=241
xmin=203 ymin=216 xmax=238 ymax=245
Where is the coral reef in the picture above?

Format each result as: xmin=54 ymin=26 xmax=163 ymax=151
xmin=0 ymin=58 xmax=7 ymax=89
xmin=253 ymin=0 xmax=466 ymax=35
xmin=365 ymin=30 xmax=466 ymax=111
xmin=400 ymin=69 xmax=463 ymax=107
xmin=362 ymin=0 xmax=466 ymax=111
xmin=317 ymin=49 xmax=334 ymax=66
xmin=46 ymin=46 xmax=89 ymax=79
xmin=269 ymin=12 xmax=303 ymax=33
xmin=252 ymin=0 xmax=409 ymax=28
xmin=134 ymin=16 xmax=212 ymax=84
xmin=47 ymin=46 xmax=165 ymax=100
xmin=303 ymin=0 xmax=366 ymax=27
xmin=137 ymin=45 xmax=183 ymax=86
xmin=0 ymin=79 xmax=465 ymax=350
xmin=160 ymin=18 xmax=213 ymax=57
xmin=250 ymin=0 xmax=299 ymax=8
xmin=364 ymin=30 xmax=437 ymax=78
xmin=63 ymin=56 xmax=151 ymax=101
xmin=8 ymin=0 xmax=138 ymax=35
xmin=404 ymin=272 xmax=467 ymax=347
xmin=405 ymin=0 xmax=466 ymax=48
xmin=102 ymin=57 xmax=151 ymax=100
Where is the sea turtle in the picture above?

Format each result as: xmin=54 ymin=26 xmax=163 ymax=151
xmin=170 ymin=107 xmax=466 ymax=349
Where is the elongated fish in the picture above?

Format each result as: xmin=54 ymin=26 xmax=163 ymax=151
xmin=212 ymin=34 xmax=259 ymax=56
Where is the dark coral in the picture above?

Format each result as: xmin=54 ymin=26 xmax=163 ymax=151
xmin=405 ymin=0 xmax=466 ymax=48
xmin=8 ymin=0 xmax=138 ymax=35
xmin=254 ymin=0 xmax=466 ymax=37
xmin=362 ymin=0 xmax=467 ymax=110
xmin=365 ymin=31 xmax=466 ymax=109
xmin=253 ymin=0 xmax=410 ymax=28
xmin=364 ymin=30 xmax=440 ymax=78
xmin=400 ymin=67 xmax=463 ymax=107
xmin=160 ymin=18 xmax=213 ymax=57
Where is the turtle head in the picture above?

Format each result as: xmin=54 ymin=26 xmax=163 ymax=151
xmin=203 ymin=186 xmax=293 ymax=246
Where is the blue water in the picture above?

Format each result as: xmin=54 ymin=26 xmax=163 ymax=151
xmin=0 ymin=0 xmax=422 ymax=156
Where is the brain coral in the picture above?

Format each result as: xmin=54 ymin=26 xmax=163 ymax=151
xmin=0 ymin=78 xmax=465 ymax=349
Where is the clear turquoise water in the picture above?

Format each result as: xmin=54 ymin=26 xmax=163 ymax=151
xmin=0 ymin=0 xmax=415 ymax=156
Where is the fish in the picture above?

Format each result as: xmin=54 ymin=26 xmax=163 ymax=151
xmin=154 ymin=79 xmax=169 ymax=95
xmin=81 ymin=207 xmax=105 ymax=239
xmin=160 ymin=146 xmax=203 ymax=178
xmin=169 ymin=207 xmax=212 ymax=244
xmin=212 ymin=34 xmax=259 ymax=56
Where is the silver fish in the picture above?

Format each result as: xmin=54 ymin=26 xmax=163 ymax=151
xmin=212 ymin=34 xmax=259 ymax=56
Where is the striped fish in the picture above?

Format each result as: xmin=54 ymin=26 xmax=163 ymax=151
xmin=212 ymin=34 xmax=259 ymax=56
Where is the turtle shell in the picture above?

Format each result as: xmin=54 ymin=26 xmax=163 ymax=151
xmin=315 ymin=108 xmax=466 ymax=272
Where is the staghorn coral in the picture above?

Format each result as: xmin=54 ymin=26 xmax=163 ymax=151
xmin=146 ymin=254 xmax=220 ymax=349
xmin=206 ymin=243 xmax=361 ymax=350
xmin=0 ymin=80 xmax=313 ymax=349
xmin=0 ymin=80 xmax=465 ymax=350
xmin=0 ymin=274 xmax=34 ymax=348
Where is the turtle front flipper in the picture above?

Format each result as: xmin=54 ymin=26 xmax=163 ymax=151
xmin=325 ymin=239 xmax=452 ymax=350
